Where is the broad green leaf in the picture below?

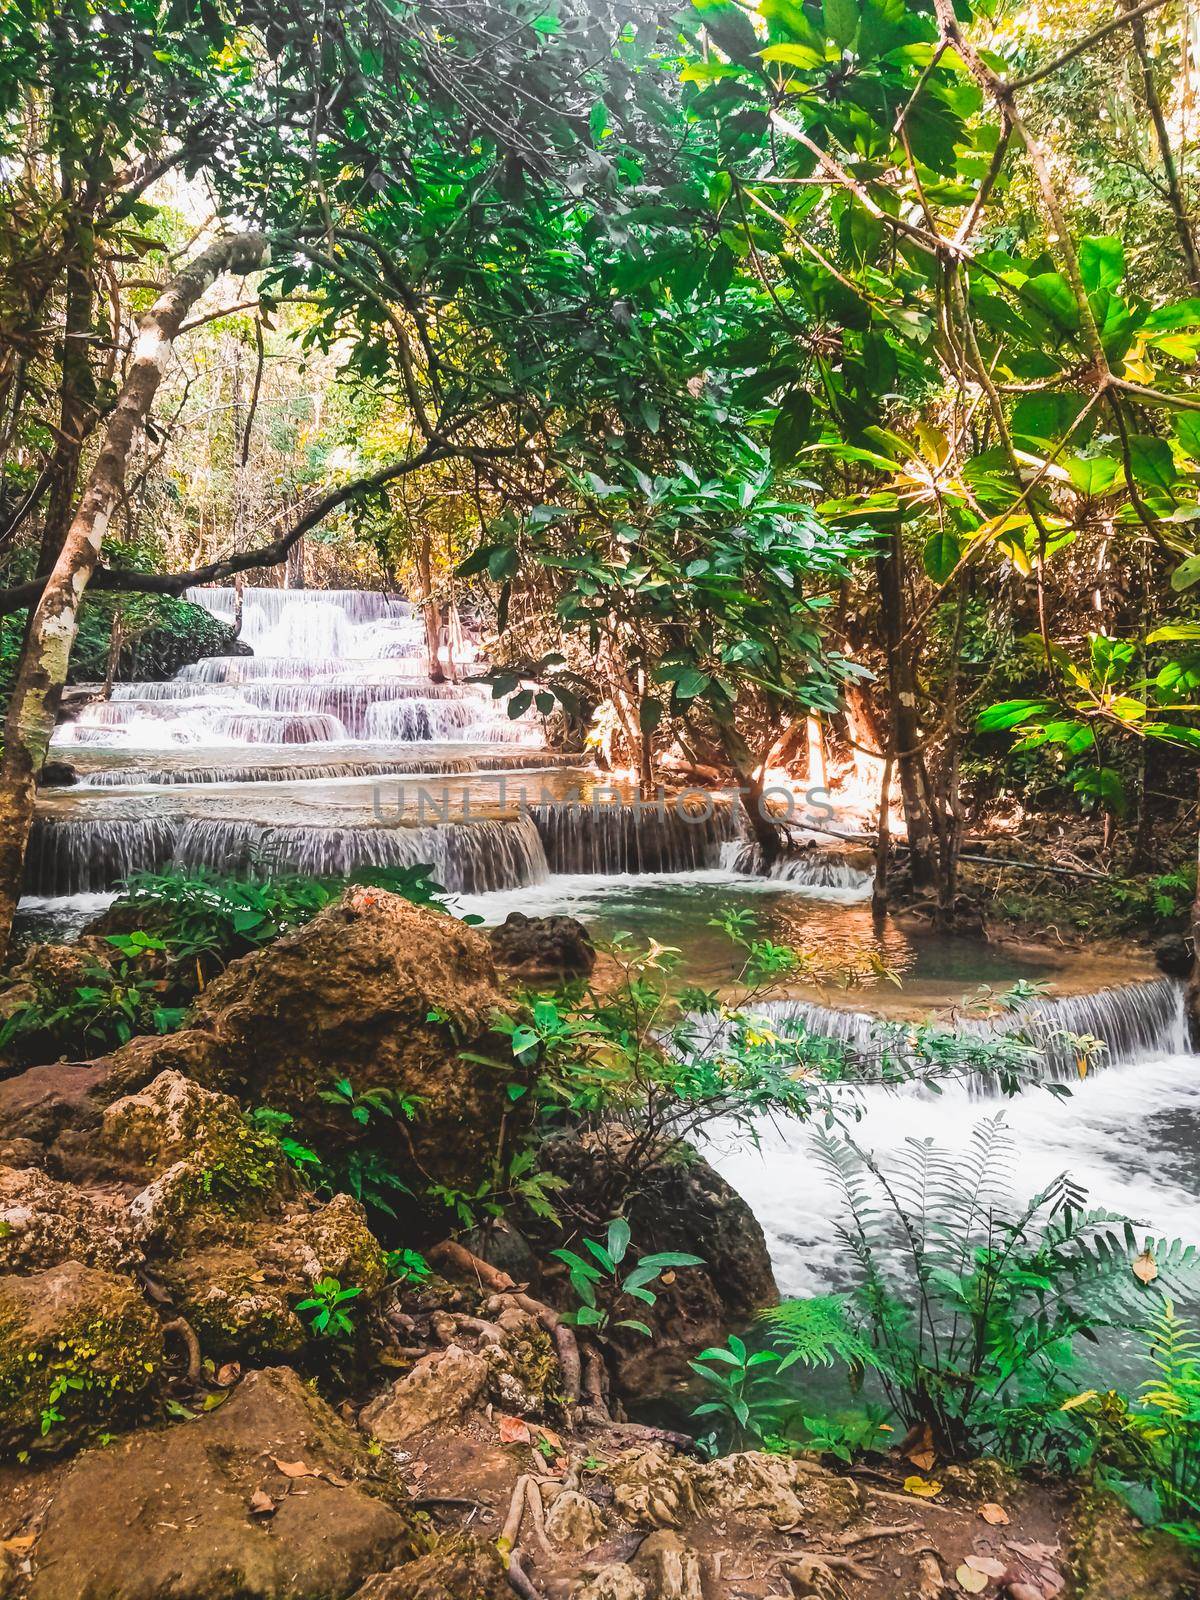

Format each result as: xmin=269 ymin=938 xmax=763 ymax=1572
xmin=1023 ymin=272 xmax=1080 ymax=332
xmin=1171 ymin=556 xmax=1200 ymax=592
xmin=759 ymin=41 xmax=824 ymax=68
xmin=771 ymin=388 xmax=816 ymax=464
xmin=823 ymin=0 xmax=859 ymax=50
xmin=976 ymin=699 xmax=1055 ymax=732
xmin=922 ymin=527 xmax=961 ymax=583
xmin=1173 ymin=411 xmax=1200 ymax=460
xmin=1078 ymin=235 xmax=1125 ymax=293
xmin=1127 ymin=434 xmax=1177 ymax=492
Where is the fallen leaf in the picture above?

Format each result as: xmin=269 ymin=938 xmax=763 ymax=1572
xmin=272 ymin=1458 xmax=314 ymax=1478
xmin=248 ymin=1490 xmax=276 ymax=1517
xmin=1006 ymin=1586 xmax=1044 ymax=1600
xmin=497 ymin=1415 xmax=531 ymax=1446
xmin=903 ymin=1475 xmax=943 ymax=1498
xmin=215 ymin=1362 xmax=241 ymax=1387
xmin=1 ymin=1536 xmax=36 ymax=1554
xmin=955 ymin=1565 xmax=988 ymax=1594
xmin=978 ymin=1503 xmax=1010 ymax=1525
xmin=321 ymin=1472 xmax=351 ymax=1488
xmin=966 ymin=1555 xmax=1007 ymax=1578
xmin=1132 ymin=1249 xmax=1158 ymax=1285
xmin=408 ymin=1461 xmax=428 ymax=1481
xmin=904 ymin=1422 xmax=937 ymax=1472
xmin=537 ymin=1425 xmax=563 ymax=1450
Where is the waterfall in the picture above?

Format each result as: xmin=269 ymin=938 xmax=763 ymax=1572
xmin=530 ymin=799 xmax=741 ymax=876
xmin=721 ymin=841 xmax=873 ymax=893
xmin=25 ymin=812 xmax=550 ymax=895
xmin=59 ymin=750 xmax=585 ymax=788
xmin=24 ymin=817 xmax=179 ymax=896
xmin=734 ymin=976 xmax=1187 ymax=1080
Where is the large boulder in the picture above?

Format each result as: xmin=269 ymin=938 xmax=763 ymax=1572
xmin=0 ymin=1260 xmax=163 ymax=1454
xmin=538 ymin=1131 xmax=777 ymax=1382
xmin=359 ymin=1342 xmax=490 ymax=1446
xmin=349 ymin=1538 xmax=509 ymax=1600
xmin=90 ymin=893 xmax=528 ymax=1196
xmin=23 ymin=1366 xmax=422 ymax=1600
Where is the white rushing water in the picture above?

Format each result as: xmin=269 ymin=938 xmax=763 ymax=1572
xmin=706 ymin=1046 xmax=1200 ymax=1299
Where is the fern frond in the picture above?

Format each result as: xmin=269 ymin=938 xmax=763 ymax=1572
xmin=758 ymin=1295 xmax=884 ymax=1372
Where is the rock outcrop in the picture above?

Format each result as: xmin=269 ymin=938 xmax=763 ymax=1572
xmin=488 ymin=912 xmax=596 ymax=984
xmin=22 ymin=1366 xmax=421 ymax=1600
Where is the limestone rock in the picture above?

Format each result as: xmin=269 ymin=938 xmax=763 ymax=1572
xmin=94 ymin=894 xmax=529 ymax=1195
xmin=610 ymin=1447 xmax=702 ymax=1530
xmin=573 ymin=1565 xmax=647 ymax=1600
xmin=157 ymin=1193 xmax=386 ymax=1361
xmin=544 ymin=1487 xmax=608 ymax=1549
xmin=24 ymin=1366 xmax=420 ymax=1600
xmin=1066 ymin=1485 xmax=1200 ymax=1599
xmin=360 ymin=1342 xmax=490 ymax=1445
xmin=349 ymin=1537 xmax=510 ymax=1599
xmin=0 ymin=1260 xmax=162 ymax=1454
xmin=100 ymin=1069 xmax=248 ymax=1174
xmin=632 ymin=1531 xmax=705 ymax=1600
xmin=0 ymin=1166 xmax=129 ymax=1273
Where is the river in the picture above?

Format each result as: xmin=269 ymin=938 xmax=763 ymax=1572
xmin=19 ymin=585 xmax=1200 ymax=1306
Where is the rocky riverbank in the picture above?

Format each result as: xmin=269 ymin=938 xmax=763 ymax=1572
xmin=0 ymin=891 xmax=1195 ymax=1599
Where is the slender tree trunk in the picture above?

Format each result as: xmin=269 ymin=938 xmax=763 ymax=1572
xmin=0 ymin=233 xmax=270 ymax=956
xmin=1123 ymin=0 xmax=1200 ymax=291
xmin=715 ymin=715 xmax=781 ymax=865
xmin=414 ymin=530 xmax=444 ymax=683
xmin=873 ymin=750 xmax=894 ymax=919
xmin=875 ymin=532 xmax=937 ymax=888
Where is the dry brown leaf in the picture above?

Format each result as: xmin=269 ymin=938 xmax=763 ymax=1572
xmin=1006 ymin=1586 xmax=1044 ymax=1600
xmin=1 ymin=1536 xmax=36 ymax=1554
xmin=215 ymin=1362 xmax=241 ymax=1387
xmin=248 ymin=1490 xmax=276 ymax=1517
xmin=978 ymin=1503 xmax=1010 ymax=1525
xmin=497 ymin=1414 xmax=532 ymax=1445
xmin=1132 ymin=1249 xmax=1158 ymax=1285
xmin=955 ymin=1565 xmax=988 ymax=1594
xmin=272 ymin=1458 xmax=314 ymax=1479
xmin=903 ymin=1475 xmax=943 ymax=1498
xmin=966 ymin=1555 xmax=1006 ymax=1578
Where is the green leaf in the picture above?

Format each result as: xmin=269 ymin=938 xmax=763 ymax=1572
xmin=1170 ymin=557 xmax=1200 ymax=592
xmin=607 ymin=1216 xmax=632 ymax=1266
xmin=1173 ymin=411 xmax=1200 ymax=461
xmin=1127 ymin=434 xmax=1177 ymax=492
xmin=506 ymin=690 xmax=533 ymax=719
xmin=1079 ymin=236 xmax=1125 ymax=293
xmin=1023 ymin=272 xmax=1080 ymax=332
xmin=759 ymin=41 xmax=824 ymax=68
xmin=823 ymin=0 xmax=859 ymax=50
xmin=976 ymin=699 xmax=1055 ymax=732
xmin=1064 ymin=454 xmax=1120 ymax=497
xmin=770 ymin=389 xmax=816 ymax=465
xmin=922 ymin=527 xmax=961 ymax=583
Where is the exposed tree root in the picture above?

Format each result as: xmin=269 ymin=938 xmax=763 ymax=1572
xmin=161 ymin=1315 xmax=203 ymax=1385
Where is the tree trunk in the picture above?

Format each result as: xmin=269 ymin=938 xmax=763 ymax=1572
xmin=875 ymin=532 xmax=937 ymax=889
xmin=0 ymin=233 xmax=270 ymax=956
xmin=715 ymin=714 xmax=780 ymax=865
xmin=414 ymin=530 xmax=444 ymax=683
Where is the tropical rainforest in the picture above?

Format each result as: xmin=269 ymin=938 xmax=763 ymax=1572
xmin=0 ymin=0 xmax=1199 ymax=1596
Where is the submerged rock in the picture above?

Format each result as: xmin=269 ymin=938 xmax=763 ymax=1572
xmin=0 ymin=1260 xmax=162 ymax=1453
xmin=23 ymin=1366 xmax=421 ymax=1600
xmin=488 ymin=911 xmax=596 ymax=983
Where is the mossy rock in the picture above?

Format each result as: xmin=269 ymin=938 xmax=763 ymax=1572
xmin=0 ymin=1261 xmax=162 ymax=1455
xmin=349 ymin=1535 xmax=510 ymax=1599
xmin=1065 ymin=1484 xmax=1200 ymax=1598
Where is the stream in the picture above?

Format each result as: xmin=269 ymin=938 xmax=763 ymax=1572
xmin=20 ymin=586 xmax=1200 ymax=1325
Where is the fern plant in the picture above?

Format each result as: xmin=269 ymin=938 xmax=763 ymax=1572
xmin=809 ymin=1118 xmax=1200 ymax=1464
xmin=1081 ymin=1299 xmax=1200 ymax=1543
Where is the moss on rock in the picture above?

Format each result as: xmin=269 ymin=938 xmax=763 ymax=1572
xmin=0 ymin=1261 xmax=162 ymax=1455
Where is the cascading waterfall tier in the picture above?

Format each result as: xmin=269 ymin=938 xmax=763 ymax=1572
xmin=52 ymin=585 xmax=526 ymax=750
xmin=530 ymin=798 xmax=740 ymax=875
xmin=25 ymin=813 xmax=550 ymax=896
xmin=731 ymin=976 xmax=1187 ymax=1081
xmin=721 ymin=840 xmax=873 ymax=892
